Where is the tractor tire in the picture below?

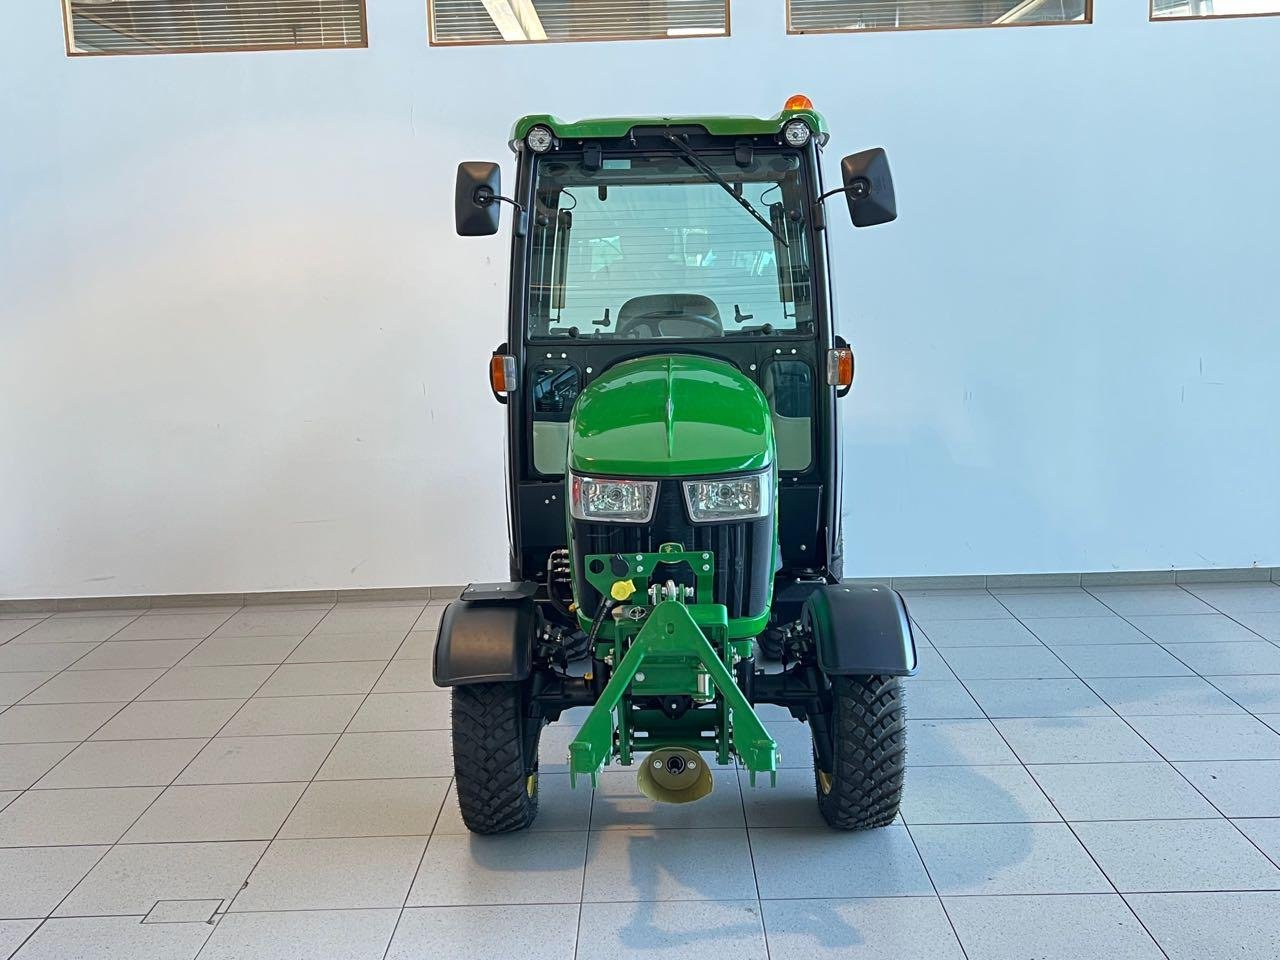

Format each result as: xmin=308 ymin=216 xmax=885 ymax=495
xmin=561 ymin=630 xmax=593 ymax=663
xmin=813 ymin=674 xmax=906 ymax=830
xmin=451 ymin=682 xmax=542 ymax=834
xmin=757 ymin=627 xmax=786 ymax=662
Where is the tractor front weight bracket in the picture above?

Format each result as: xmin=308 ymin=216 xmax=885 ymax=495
xmin=567 ymin=595 xmax=778 ymax=789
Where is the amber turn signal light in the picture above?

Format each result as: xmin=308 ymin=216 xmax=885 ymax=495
xmin=490 ymin=354 xmax=518 ymax=394
xmin=826 ymin=346 xmax=854 ymax=389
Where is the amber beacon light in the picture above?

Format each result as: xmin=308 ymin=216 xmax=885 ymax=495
xmin=784 ymin=93 xmax=814 ymax=111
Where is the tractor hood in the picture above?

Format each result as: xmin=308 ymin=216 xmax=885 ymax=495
xmin=568 ymin=355 xmax=774 ymax=478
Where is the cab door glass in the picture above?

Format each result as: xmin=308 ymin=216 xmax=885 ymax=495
xmin=531 ymin=362 xmax=581 ymax=475
xmin=764 ymin=360 xmax=813 ymax=472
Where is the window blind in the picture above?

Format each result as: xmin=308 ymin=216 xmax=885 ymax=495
xmin=1152 ymin=1 xmax=1280 ymax=18
xmin=788 ymin=0 xmax=1090 ymax=33
xmin=65 ymin=0 xmax=367 ymax=55
xmin=429 ymin=0 xmax=728 ymax=46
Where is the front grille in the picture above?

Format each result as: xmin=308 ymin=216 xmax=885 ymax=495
xmin=571 ymin=480 xmax=772 ymax=621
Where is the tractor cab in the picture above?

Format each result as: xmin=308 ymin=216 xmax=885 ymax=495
xmin=465 ymin=98 xmax=894 ymax=617
xmin=438 ymin=98 xmax=916 ymax=835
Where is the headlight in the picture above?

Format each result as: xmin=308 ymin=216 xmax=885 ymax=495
xmin=525 ymin=125 xmax=555 ymax=153
xmin=782 ymin=119 xmax=812 ymax=147
xmin=570 ymin=474 xmax=657 ymax=523
xmin=683 ymin=472 xmax=772 ymax=522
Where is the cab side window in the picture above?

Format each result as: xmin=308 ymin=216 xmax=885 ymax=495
xmin=764 ymin=360 xmax=813 ymax=472
xmin=531 ymin=362 xmax=581 ymax=476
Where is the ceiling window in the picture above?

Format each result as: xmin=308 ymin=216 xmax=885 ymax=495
xmin=63 ymin=0 xmax=368 ymax=56
xmin=788 ymin=0 xmax=1091 ymax=33
xmin=429 ymin=0 xmax=728 ymax=45
xmin=1153 ymin=0 xmax=1280 ymax=18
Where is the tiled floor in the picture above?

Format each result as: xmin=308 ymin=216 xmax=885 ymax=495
xmin=1 ymin=581 xmax=1279 ymax=958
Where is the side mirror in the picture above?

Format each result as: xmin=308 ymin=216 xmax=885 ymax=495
xmin=455 ymin=161 xmax=502 ymax=236
xmin=841 ymin=148 xmax=896 ymax=228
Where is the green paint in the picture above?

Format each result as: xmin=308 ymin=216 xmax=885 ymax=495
xmin=567 ymin=598 xmax=778 ymax=787
xmin=512 ymin=109 xmax=828 ymax=145
xmin=581 ymin=547 xmax=716 ymax=606
xmin=568 ymin=355 xmax=774 ymax=477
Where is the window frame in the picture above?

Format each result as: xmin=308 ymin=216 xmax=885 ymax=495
xmin=762 ymin=356 xmax=817 ymax=474
xmin=522 ymin=144 xmax=820 ymax=345
xmin=1150 ymin=1 xmax=1280 ymax=22
xmin=427 ymin=0 xmax=731 ymax=47
xmin=529 ymin=359 xmax=582 ymax=479
xmin=61 ymin=0 xmax=370 ymax=58
xmin=785 ymin=0 xmax=1093 ymax=36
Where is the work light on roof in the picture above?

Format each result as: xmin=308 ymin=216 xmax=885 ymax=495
xmin=525 ymin=125 xmax=555 ymax=153
xmin=783 ymin=119 xmax=812 ymax=147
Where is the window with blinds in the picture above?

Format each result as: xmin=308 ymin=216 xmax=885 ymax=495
xmin=429 ymin=0 xmax=729 ymax=45
xmin=788 ymin=0 xmax=1091 ymax=33
xmin=1153 ymin=0 xmax=1280 ymax=19
xmin=63 ymin=0 xmax=368 ymax=56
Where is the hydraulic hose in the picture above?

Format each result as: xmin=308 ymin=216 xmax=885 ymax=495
xmin=546 ymin=551 xmax=575 ymax=622
xmin=586 ymin=597 xmax=616 ymax=651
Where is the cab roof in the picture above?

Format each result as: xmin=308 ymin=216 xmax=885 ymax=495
xmin=510 ymin=109 xmax=829 ymax=149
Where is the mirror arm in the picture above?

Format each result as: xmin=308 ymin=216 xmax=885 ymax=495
xmin=815 ymin=181 xmax=870 ymax=204
xmin=812 ymin=179 xmax=876 ymax=232
xmin=474 ymin=186 xmax=524 ymax=212
xmin=474 ymin=188 xmax=527 ymax=236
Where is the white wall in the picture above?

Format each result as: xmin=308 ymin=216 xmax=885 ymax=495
xmin=2 ymin=2 xmax=1278 ymax=599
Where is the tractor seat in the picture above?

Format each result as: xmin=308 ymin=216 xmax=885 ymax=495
xmin=615 ymin=294 xmax=723 ymax=339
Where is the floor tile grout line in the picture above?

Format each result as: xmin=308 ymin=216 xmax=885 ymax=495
xmin=189 ymin=608 xmax=429 ymax=932
xmin=365 ymin=627 xmax=453 ymax=960
xmin=736 ymin=760 xmax=773 ymax=960
xmin=3 ymin=613 xmax=148 ymax=709
xmin=12 ymin=886 xmax=1280 ymax=916
xmin=977 ymin=590 xmax=1175 ymax=959
xmin=370 ymin=773 xmax=457 ymax=960
xmin=10 ymin=627 xmax=321 ymax=802
xmin=212 ymin=613 xmax=419 ymax=922
xmin=927 ymin=601 xmax=1069 ymax=819
xmin=569 ymin=766 xmax=603 ymax=960
xmin=4 ymin=918 xmax=43 ymax=957
xmin=1008 ymin=591 xmax=1280 ymax=881
xmin=1172 ymin=584 xmax=1280 ymax=641
xmin=568 ymin=899 xmax=584 ymax=960
xmin=1199 ymin=673 xmax=1274 ymax=720
xmin=1055 ymin=815 xmax=1174 ymax=958
xmin=1089 ymin=679 xmax=1280 ymax=875
xmin=9 ymin=759 xmax=1277 ymax=806
xmin=0 ymin=613 xmax=55 ymax=643
xmin=1114 ymin=596 xmax=1280 ymax=677
xmin=1071 ymin=598 xmax=1280 ymax=740
xmin=33 ymin=608 xmax=340 ymax=927
xmin=898 ymin=820 xmax=972 ymax=960
xmin=7 ymin=593 xmax=1277 ymax=943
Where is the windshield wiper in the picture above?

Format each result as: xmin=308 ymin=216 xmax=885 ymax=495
xmin=663 ymin=131 xmax=788 ymax=247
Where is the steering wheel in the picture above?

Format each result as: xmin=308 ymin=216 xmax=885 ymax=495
xmin=615 ymin=310 xmax=722 ymax=339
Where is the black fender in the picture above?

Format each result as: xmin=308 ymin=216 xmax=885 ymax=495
xmin=432 ymin=582 xmax=539 ymax=687
xmin=802 ymin=583 xmax=918 ymax=677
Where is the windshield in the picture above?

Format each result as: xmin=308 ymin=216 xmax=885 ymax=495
xmin=526 ymin=148 xmax=814 ymax=340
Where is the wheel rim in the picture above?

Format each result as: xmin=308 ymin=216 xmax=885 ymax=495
xmin=817 ymin=769 xmax=833 ymax=795
xmin=526 ymin=773 xmax=538 ymax=798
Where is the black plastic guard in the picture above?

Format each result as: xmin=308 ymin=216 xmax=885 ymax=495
xmin=803 ymin=583 xmax=918 ymax=677
xmin=432 ymin=582 xmax=538 ymax=686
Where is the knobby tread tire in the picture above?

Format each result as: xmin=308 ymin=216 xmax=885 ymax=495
xmin=814 ymin=674 xmax=906 ymax=830
xmin=757 ymin=629 xmax=785 ymax=662
xmin=451 ymin=682 xmax=540 ymax=834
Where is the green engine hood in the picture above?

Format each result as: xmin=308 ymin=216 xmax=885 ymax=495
xmin=568 ymin=355 xmax=774 ymax=478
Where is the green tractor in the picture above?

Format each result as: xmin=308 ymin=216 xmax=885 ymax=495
xmin=435 ymin=97 xmax=917 ymax=833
